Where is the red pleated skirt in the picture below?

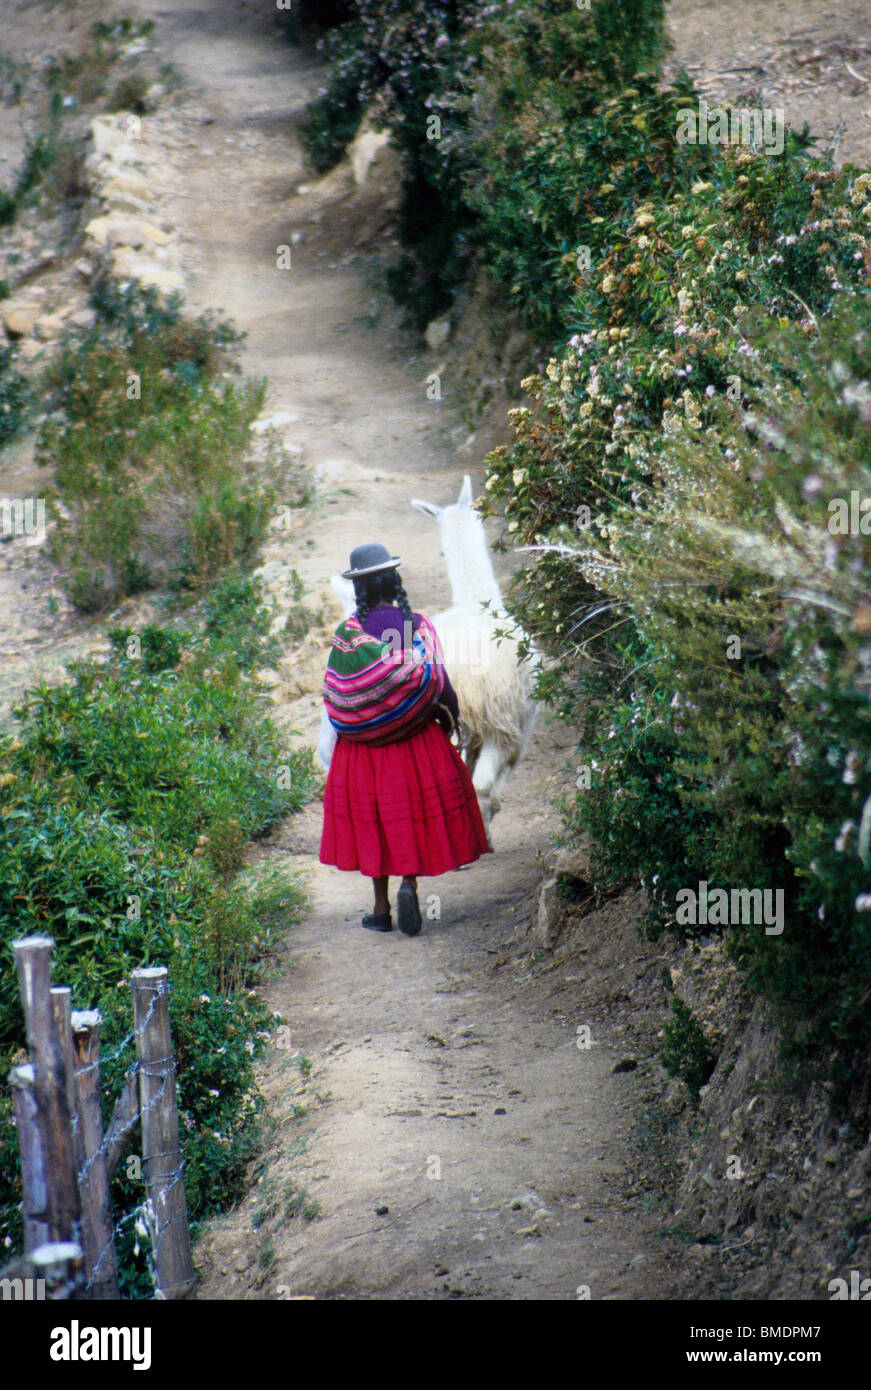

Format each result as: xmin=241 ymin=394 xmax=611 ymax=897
xmin=320 ymin=720 xmax=491 ymax=877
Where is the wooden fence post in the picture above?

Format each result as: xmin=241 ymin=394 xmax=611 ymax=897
xmin=12 ymin=938 xmax=80 ymax=1246
xmin=8 ymin=942 xmax=197 ymax=1300
xmin=50 ymin=987 xmax=77 ymax=1136
xmin=130 ymin=967 xmax=195 ymax=1299
xmin=71 ymin=1010 xmax=120 ymax=1299
xmin=9 ymin=1065 xmax=49 ymax=1253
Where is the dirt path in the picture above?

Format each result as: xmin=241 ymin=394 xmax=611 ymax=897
xmin=103 ymin=0 xmax=681 ymax=1300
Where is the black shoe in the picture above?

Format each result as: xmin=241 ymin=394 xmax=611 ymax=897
xmin=361 ymin=910 xmax=392 ymax=932
xmin=397 ymin=881 xmax=422 ymax=936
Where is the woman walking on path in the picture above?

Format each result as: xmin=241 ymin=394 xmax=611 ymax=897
xmin=319 ymin=543 xmax=491 ymax=935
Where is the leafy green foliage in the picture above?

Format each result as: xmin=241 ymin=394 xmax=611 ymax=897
xmin=453 ymin=15 xmax=673 ymax=343
xmin=0 ymin=585 xmax=316 ymax=1287
xmin=296 ymin=0 xmax=668 ymax=329
xmin=36 ymin=280 xmax=300 ymax=610
xmin=661 ymin=997 xmax=718 ymax=1100
xmin=450 ymin=42 xmax=871 ymax=1077
xmin=481 ymin=131 xmax=867 ymax=542
xmin=202 ymin=569 xmax=283 ymax=670
xmin=297 ymin=23 xmax=368 ymax=174
xmin=499 ymin=284 xmax=871 ymax=1070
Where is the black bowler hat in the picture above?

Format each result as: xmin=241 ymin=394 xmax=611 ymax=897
xmin=341 ymin=543 xmax=402 ymax=580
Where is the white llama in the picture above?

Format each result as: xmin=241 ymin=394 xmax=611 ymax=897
xmin=410 ymin=475 xmax=539 ymax=829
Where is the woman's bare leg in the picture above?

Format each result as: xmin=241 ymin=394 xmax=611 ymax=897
xmin=372 ymin=876 xmax=389 ymax=915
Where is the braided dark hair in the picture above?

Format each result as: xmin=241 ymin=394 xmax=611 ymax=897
xmin=354 ymin=569 xmax=415 ymax=634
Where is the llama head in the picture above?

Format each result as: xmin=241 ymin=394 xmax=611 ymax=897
xmin=411 ymin=475 xmax=501 ymax=608
xmin=410 ymin=474 xmax=475 ymax=524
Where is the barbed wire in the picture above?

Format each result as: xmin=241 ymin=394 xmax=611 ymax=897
xmin=4 ymin=969 xmax=193 ymax=1300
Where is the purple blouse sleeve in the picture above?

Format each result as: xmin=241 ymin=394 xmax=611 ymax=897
xmin=360 ymin=604 xmax=461 ymax=723
xmin=439 ymin=670 xmax=460 ymax=723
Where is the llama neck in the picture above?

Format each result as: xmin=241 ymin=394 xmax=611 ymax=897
xmin=440 ymin=512 xmax=503 ymax=609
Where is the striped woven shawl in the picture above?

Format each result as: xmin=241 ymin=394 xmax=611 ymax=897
xmin=323 ymin=613 xmax=446 ymax=746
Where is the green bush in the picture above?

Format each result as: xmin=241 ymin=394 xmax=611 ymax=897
xmin=611 ymin=302 xmax=871 ymax=1066
xmin=0 ymin=586 xmax=316 ymax=1288
xmin=107 ymin=72 xmax=149 ymax=115
xmin=489 ymin=261 xmax=871 ymax=1071
xmin=453 ymin=12 xmax=673 ymax=343
xmin=462 ymin=40 xmax=871 ymax=1077
xmin=295 ymin=0 xmax=669 ymax=330
xmin=202 ymin=568 xmax=283 ymax=670
xmin=661 ymin=997 xmax=718 ymax=1101
xmin=481 ymin=124 xmax=866 ymax=543
xmin=36 ymin=280 xmax=301 ymax=609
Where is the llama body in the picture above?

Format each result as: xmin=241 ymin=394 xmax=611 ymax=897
xmin=410 ymin=475 xmax=539 ymax=829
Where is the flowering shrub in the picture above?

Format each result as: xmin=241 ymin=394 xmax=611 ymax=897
xmin=481 ymin=132 xmax=870 ymax=541
xmin=501 ymin=290 xmax=871 ymax=1068
xmin=472 ymin=68 xmax=871 ymax=1070
xmin=456 ymin=60 xmax=683 ymax=344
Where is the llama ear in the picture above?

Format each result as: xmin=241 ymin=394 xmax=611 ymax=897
xmin=411 ymin=498 xmax=442 ymax=522
xmin=458 ymin=475 xmax=473 ymax=509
